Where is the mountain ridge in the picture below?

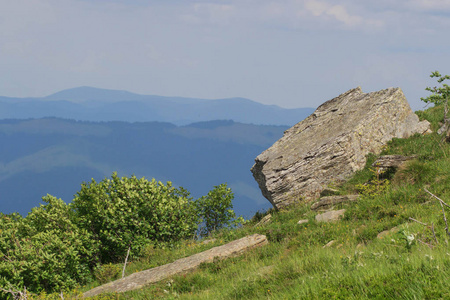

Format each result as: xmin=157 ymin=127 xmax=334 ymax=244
xmin=0 ymin=87 xmax=315 ymax=126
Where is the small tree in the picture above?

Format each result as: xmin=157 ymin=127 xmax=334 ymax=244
xmin=196 ymin=183 xmax=238 ymax=236
xmin=421 ymin=71 xmax=450 ymax=106
xmin=421 ymin=71 xmax=450 ymax=141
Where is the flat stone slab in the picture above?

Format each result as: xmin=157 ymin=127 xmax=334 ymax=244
xmin=83 ymin=234 xmax=268 ymax=298
xmin=310 ymin=195 xmax=359 ymax=211
xmin=319 ymin=187 xmax=340 ymax=197
xmin=315 ymin=209 xmax=346 ymax=223
xmin=372 ymin=155 xmax=417 ymax=169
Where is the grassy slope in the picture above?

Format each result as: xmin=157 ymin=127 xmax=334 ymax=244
xmin=74 ymin=106 xmax=450 ymax=299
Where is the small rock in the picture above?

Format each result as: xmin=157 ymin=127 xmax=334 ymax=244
xmin=323 ymin=240 xmax=335 ymax=248
xmin=311 ymin=195 xmax=359 ymax=211
xmin=372 ymin=155 xmax=417 ymax=170
xmin=417 ymin=120 xmax=432 ymax=135
xmin=297 ymin=219 xmax=309 ymax=225
xmin=320 ymin=187 xmax=340 ymax=197
xmin=254 ymin=214 xmax=272 ymax=227
xmin=377 ymin=227 xmax=398 ymax=239
xmin=315 ymin=209 xmax=346 ymax=223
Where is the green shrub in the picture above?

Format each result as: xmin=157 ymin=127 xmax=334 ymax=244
xmin=72 ymin=172 xmax=199 ymax=264
xmin=0 ymin=195 xmax=95 ymax=296
xmin=94 ymin=263 xmax=121 ymax=284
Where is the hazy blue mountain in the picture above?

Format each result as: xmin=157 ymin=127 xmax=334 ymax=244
xmin=0 ymin=118 xmax=289 ymax=218
xmin=0 ymin=87 xmax=314 ymax=126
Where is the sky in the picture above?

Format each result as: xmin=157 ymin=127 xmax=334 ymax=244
xmin=1 ymin=0 xmax=450 ymax=110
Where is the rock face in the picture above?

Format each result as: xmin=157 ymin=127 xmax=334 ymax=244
xmin=251 ymin=87 xmax=430 ymax=209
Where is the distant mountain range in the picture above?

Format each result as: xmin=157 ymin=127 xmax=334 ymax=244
xmin=0 ymin=86 xmax=315 ymax=126
xmin=0 ymin=87 xmax=315 ymax=218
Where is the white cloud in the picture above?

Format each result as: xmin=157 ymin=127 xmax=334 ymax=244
xmin=304 ymin=0 xmax=328 ymax=16
xmin=326 ymin=5 xmax=362 ymax=26
xmin=303 ymin=0 xmax=383 ymax=29
xmin=194 ymin=0 xmax=386 ymax=32
xmin=411 ymin=0 xmax=450 ymax=11
xmin=182 ymin=3 xmax=236 ymax=25
xmin=259 ymin=2 xmax=286 ymax=19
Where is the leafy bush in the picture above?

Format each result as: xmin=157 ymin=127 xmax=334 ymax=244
xmin=1 ymin=174 xmax=239 ymax=297
xmin=355 ymin=166 xmax=391 ymax=198
xmin=71 ymin=173 xmax=199 ymax=263
xmin=94 ymin=263 xmax=121 ymax=284
xmin=0 ymin=195 xmax=95 ymax=295
xmin=196 ymin=183 xmax=241 ymax=236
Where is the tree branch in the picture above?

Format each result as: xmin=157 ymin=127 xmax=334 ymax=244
xmin=432 ymin=222 xmax=439 ymax=244
xmin=408 ymin=217 xmax=427 ymax=226
xmin=439 ymin=199 xmax=450 ymax=237
xmin=0 ymin=285 xmax=28 ymax=300
xmin=417 ymin=238 xmax=434 ymax=249
xmin=424 ymin=188 xmax=450 ymax=237
xmin=424 ymin=188 xmax=450 ymax=209
xmin=122 ymin=246 xmax=131 ymax=279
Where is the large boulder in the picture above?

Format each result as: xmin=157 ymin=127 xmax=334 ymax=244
xmin=251 ymin=87 xmax=430 ymax=209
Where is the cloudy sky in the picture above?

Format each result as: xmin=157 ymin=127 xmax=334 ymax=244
xmin=1 ymin=0 xmax=449 ymax=110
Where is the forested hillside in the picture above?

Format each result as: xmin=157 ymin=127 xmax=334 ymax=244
xmin=0 ymin=118 xmax=287 ymax=217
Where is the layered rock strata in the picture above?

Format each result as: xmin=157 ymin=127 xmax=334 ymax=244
xmin=251 ymin=87 xmax=430 ymax=209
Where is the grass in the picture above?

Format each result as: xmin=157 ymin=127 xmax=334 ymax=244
xmin=45 ymin=106 xmax=450 ymax=299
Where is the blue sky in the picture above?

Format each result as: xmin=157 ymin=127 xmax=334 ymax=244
xmin=1 ymin=0 xmax=449 ymax=110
